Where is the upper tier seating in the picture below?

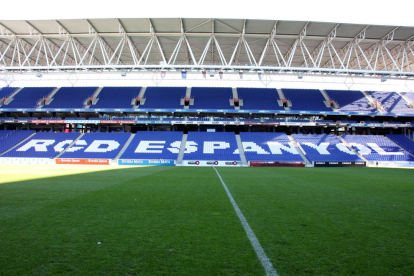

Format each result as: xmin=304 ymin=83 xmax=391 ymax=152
xmin=88 ymin=117 xmax=110 ymax=120
xmin=183 ymin=132 xmax=241 ymax=160
xmin=5 ymin=87 xmax=55 ymax=108
xmin=47 ymin=87 xmax=98 ymax=108
xmin=341 ymin=135 xmax=414 ymax=161
xmin=190 ymin=87 xmax=233 ymax=109
xmin=120 ymin=131 xmax=184 ymax=160
xmin=386 ymin=134 xmax=414 ymax=156
xmin=60 ymin=132 xmax=131 ymax=159
xmin=41 ymin=117 xmax=62 ymax=120
xmin=92 ymin=87 xmax=141 ymax=108
xmin=237 ymin=88 xmax=285 ymax=110
xmin=325 ymin=90 xmax=375 ymax=112
xmin=1 ymin=131 xmax=79 ymax=158
xmin=17 ymin=117 xmax=38 ymax=121
xmin=65 ymin=117 xmax=86 ymax=120
xmin=292 ymin=134 xmax=363 ymax=162
xmin=0 ymin=87 xmax=19 ymax=99
xmin=402 ymin=92 xmax=414 ymax=105
xmin=142 ymin=87 xmax=186 ymax=109
xmin=366 ymin=91 xmax=414 ymax=114
xmin=282 ymin=89 xmax=332 ymax=111
xmin=239 ymin=132 xmax=303 ymax=161
xmin=0 ymin=130 xmax=35 ymax=154
xmin=112 ymin=117 xmax=135 ymax=120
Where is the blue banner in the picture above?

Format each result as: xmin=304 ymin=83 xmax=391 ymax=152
xmin=118 ymin=159 xmax=175 ymax=166
xmin=1 ymin=107 xmax=414 ymax=118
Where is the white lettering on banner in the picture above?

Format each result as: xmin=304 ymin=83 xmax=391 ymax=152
xmin=66 ymin=140 xmax=87 ymax=152
xmin=366 ymin=143 xmax=404 ymax=155
xmin=135 ymin=141 xmax=166 ymax=153
xmin=53 ymin=140 xmax=74 ymax=152
xmin=85 ymin=140 xmax=120 ymax=152
xmin=267 ymin=142 xmax=299 ymax=155
xmin=203 ymin=141 xmax=230 ymax=154
xmin=336 ymin=143 xmax=357 ymax=155
xmin=167 ymin=141 xmax=181 ymax=153
xmin=234 ymin=142 xmax=270 ymax=154
xmin=349 ymin=143 xmax=371 ymax=155
xmin=17 ymin=139 xmax=55 ymax=152
xmin=302 ymin=142 xmax=330 ymax=155
xmin=183 ymin=141 xmax=198 ymax=153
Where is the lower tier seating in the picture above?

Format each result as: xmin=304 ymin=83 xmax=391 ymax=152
xmin=291 ymin=134 xmax=363 ymax=162
xmin=1 ymin=132 xmax=80 ymax=158
xmin=183 ymin=132 xmax=241 ymax=161
xmin=239 ymin=132 xmax=303 ymax=161
xmin=342 ymin=135 xmax=414 ymax=161
xmin=120 ymin=131 xmax=184 ymax=160
xmin=60 ymin=132 xmax=131 ymax=159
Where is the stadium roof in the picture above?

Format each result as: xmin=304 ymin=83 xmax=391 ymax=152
xmin=0 ymin=18 xmax=413 ymax=78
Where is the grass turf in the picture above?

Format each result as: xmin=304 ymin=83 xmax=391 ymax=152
xmin=0 ymin=166 xmax=413 ymax=275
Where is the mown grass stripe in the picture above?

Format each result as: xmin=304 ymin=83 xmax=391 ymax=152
xmin=213 ymin=167 xmax=279 ymax=276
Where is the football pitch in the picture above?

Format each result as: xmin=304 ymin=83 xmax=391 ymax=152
xmin=0 ymin=166 xmax=413 ymax=275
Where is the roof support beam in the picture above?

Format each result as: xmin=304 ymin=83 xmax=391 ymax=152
xmin=55 ymin=20 xmax=101 ymax=66
xmin=283 ymin=22 xmax=309 ymax=67
xmin=24 ymin=20 xmax=78 ymax=66
xmin=228 ymin=20 xmax=257 ymax=66
xmin=86 ymin=19 xmax=123 ymax=65
xmin=300 ymin=24 xmax=340 ymax=68
xmin=117 ymin=19 xmax=141 ymax=65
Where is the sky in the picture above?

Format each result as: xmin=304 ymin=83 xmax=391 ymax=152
xmin=0 ymin=0 xmax=413 ymax=27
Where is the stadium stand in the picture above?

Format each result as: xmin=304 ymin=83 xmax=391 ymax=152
xmin=5 ymin=87 xmax=55 ymax=108
xmin=366 ymin=91 xmax=414 ymax=114
xmin=1 ymin=117 xmax=16 ymax=121
xmin=65 ymin=117 xmax=86 ymax=120
xmin=60 ymin=132 xmax=131 ymax=159
xmin=183 ymin=132 xmax=241 ymax=160
xmin=0 ymin=87 xmax=19 ymax=99
xmin=282 ymin=88 xmax=332 ymax=111
xmin=341 ymin=135 xmax=414 ymax=161
xmin=17 ymin=117 xmax=38 ymax=121
xmin=142 ymin=87 xmax=186 ymax=109
xmin=47 ymin=87 xmax=98 ymax=108
xmin=292 ymin=134 xmax=363 ymax=161
xmin=1 ymin=131 xmax=79 ymax=158
xmin=190 ymin=87 xmax=233 ymax=109
xmin=237 ymin=88 xmax=284 ymax=110
xmin=0 ymin=130 xmax=35 ymax=154
xmin=325 ymin=90 xmax=375 ymax=112
xmin=402 ymin=92 xmax=414 ymax=106
xmin=239 ymin=132 xmax=303 ymax=161
xmin=386 ymin=134 xmax=414 ymax=156
xmin=112 ymin=117 xmax=135 ymax=120
xmin=92 ymin=87 xmax=141 ymax=108
xmin=41 ymin=117 xmax=62 ymax=120
xmin=120 ymin=131 xmax=184 ymax=160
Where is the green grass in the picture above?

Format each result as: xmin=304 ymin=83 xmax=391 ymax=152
xmin=0 ymin=166 xmax=413 ymax=275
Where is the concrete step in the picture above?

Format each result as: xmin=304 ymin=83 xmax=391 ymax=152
xmin=175 ymin=133 xmax=188 ymax=166
xmin=235 ymin=134 xmax=248 ymax=166
xmin=54 ymin=133 xmax=85 ymax=159
xmin=114 ymin=133 xmax=135 ymax=160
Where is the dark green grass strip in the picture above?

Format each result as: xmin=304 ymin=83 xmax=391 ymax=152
xmin=218 ymin=167 xmax=414 ymax=275
xmin=0 ymin=167 xmax=264 ymax=276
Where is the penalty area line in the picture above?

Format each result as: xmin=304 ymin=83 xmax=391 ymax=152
xmin=213 ymin=167 xmax=279 ymax=276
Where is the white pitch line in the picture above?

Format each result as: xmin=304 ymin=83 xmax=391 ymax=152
xmin=213 ymin=167 xmax=279 ymax=276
